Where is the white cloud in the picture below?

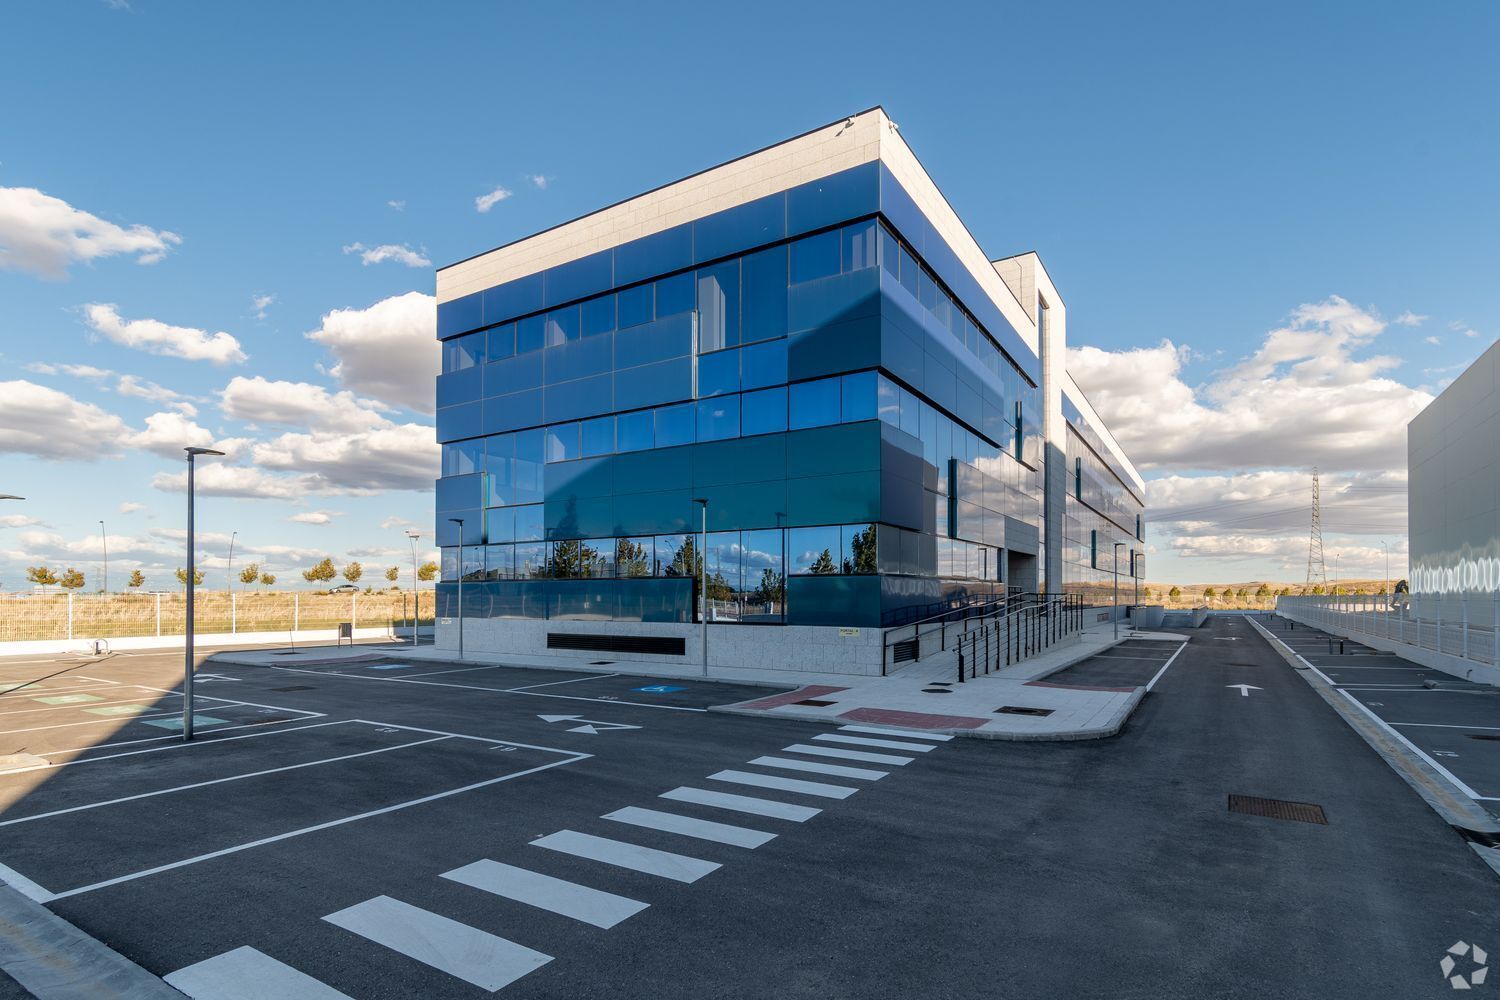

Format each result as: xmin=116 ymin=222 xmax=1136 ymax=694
xmin=526 ymin=175 xmax=549 ymax=189
xmin=380 ymin=515 xmax=417 ymax=530
xmin=1068 ymin=297 xmax=1432 ymax=474
xmin=0 ymin=380 xmax=130 ymax=459
xmin=252 ymin=294 xmax=275 ymax=320
xmin=84 ymin=303 xmax=247 ymax=365
xmin=115 ymin=374 xmax=195 ymax=416
xmin=304 ymin=291 xmax=437 ymax=413
xmin=0 ymin=185 xmax=180 ymax=279
xmin=150 ymin=464 xmax=306 ymax=500
xmin=387 ymin=200 xmax=406 ymax=212
xmin=1394 ymin=311 xmax=1427 ymax=327
xmin=219 ymin=375 xmax=389 ymax=433
xmin=288 ymin=510 xmax=341 ymax=525
xmin=0 ymin=514 xmax=45 ymax=529
xmin=475 ymin=186 xmax=512 ymax=212
xmin=126 ymin=410 xmax=216 ymax=458
xmin=251 ymin=423 xmax=439 ymax=493
xmin=342 ymin=242 xmax=431 ymax=268
xmin=1424 ymin=335 xmax=1441 ymax=345
xmin=119 ymin=502 xmax=145 ymax=514
xmin=26 ymin=362 xmax=114 ymax=379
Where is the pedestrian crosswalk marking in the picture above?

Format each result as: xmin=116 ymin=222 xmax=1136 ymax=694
xmin=748 ymin=755 xmax=889 ymax=781
xmin=166 ymin=946 xmax=352 ymax=1000
xmin=707 ymin=769 xmax=858 ymax=800
xmin=323 ymin=895 xmax=551 ymax=991
xmin=442 ymin=859 xmax=648 ymax=929
xmin=659 ymin=786 xmax=821 ymax=822
xmin=813 ymin=733 xmax=935 ymax=752
xmin=602 ymin=806 xmax=775 ymax=848
xmin=782 ymin=743 xmax=915 ymax=766
xmin=532 ymin=830 xmax=720 ymax=883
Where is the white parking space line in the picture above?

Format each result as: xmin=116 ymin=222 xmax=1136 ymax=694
xmin=1337 ymin=690 xmax=1486 ymax=801
xmin=348 ymin=719 xmax=581 ymax=757
xmin=0 ymin=708 xmax=184 ymax=736
xmin=659 ymin=786 xmax=821 ymax=822
xmin=812 ymin=733 xmax=934 ymax=752
xmin=1391 ymin=722 xmax=1500 ymax=731
xmin=0 ymin=860 xmax=54 ymax=903
xmin=506 ymin=673 xmax=620 ymax=692
xmin=1087 ymin=654 xmax=1171 ymax=662
xmin=782 ymin=744 xmax=913 ymax=766
xmin=47 ymin=755 xmax=587 ymax=901
xmin=602 ymin=806 xmax=775 ymax=848
xmin=442 ymin=859 xmax=648 ymax=929
xmin=26 ymin=719 xmax=357 ymax=772
xmin=28 ymin=716 xmax=336 ymax=761
xmin=707 ymin=769 xmax=857 ymax=800
xmin=748 ymin=756 xmax=888 ymax=781
xmin=166 ymin=945 xmax=353 ymax=1000
xmin=532 ymin=830 xmax=720 ymax=883
xmin=838 ymin=725 xmax=952 ymax=742
xmin=0 ymin=736 xmax=449 ymax=827
xmin=1146 ymin=644 xmax=1188 ymax=692
xmin=0 ymin=694 xmax=181 ymax=718
xmin=323 ymin=895 xmax=552 ymax=991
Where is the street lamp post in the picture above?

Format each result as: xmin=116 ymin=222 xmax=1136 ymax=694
xmin=406 ymin=530 xmax=422 ymax=647
xmin=1380 ymin=541 xmax=1390 ymax=595
xmin=183 ymin=447 xmax=224 ymax=742
xmin=692 ymin=498 xmax=708 ymax=676
xmin=1112 ymin=542 xmax=1125 ymax=640
xmin=99 ymin=520 xmax=108 ymax=594
xmin=227 ymin=530 xmax=237 ymax=596
xmin=448 ymin=518 xmax=465 ymax=660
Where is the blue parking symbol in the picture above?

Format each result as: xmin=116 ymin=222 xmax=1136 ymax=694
xmin=634 ymin=684 xmax=686 ymax=693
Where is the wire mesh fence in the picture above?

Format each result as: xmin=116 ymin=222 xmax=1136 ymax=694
xmin=1276 ymin=591 xmax=1500 ymax=667
xmin=0 ymin=590 xmax=436 ymax=643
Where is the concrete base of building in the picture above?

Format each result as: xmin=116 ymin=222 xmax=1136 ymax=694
xmin=436 ymin=618 xmax=888 ymax=676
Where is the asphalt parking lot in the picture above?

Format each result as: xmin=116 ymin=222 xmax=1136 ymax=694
xmin=1039 ymin=635 xmax=1187 ymax=691
xmin=1260 ymin=617 xmax=1500 ymax=823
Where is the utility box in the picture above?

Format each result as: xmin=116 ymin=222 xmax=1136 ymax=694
xmin=338 ymin=622 xmax=353 ymax=645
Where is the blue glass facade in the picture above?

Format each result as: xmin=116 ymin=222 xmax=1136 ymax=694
xmin=1062 ymin=396 xmax=1146 ymax=604
xmin=434 ymin=162 xmax=1048 ymax=627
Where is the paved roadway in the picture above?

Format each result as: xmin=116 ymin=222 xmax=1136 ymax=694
xmin=0 ymin=621 xmax=1495 ymax=999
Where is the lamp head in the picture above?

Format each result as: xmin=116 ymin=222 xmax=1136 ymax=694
xmin=185 ymin=447 xmax=225 ymax=457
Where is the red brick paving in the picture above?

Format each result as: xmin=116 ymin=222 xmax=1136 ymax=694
xmin=731 ymin=684 xmax=849 ymax=711
xmin=839 ymin=707 xmax=988 ymax=730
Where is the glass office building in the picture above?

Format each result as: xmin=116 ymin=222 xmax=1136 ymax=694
xmin=433 ymin=109 xmax=1143 ymax=671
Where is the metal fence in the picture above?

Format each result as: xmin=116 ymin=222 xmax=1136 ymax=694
xmin=0 ymin=590 xmax=436 ymax=643
xmin=1275 ymin=591 xmax=1500 ymax=667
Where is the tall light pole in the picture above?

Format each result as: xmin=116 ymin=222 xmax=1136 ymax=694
xmin=406 ymin=530 xmax=422 ymax=646
xmin=226 ymin=530 xmax=237 ymax=595
xmin=1112 ymin=542 xmax=1125 ymax=640
xmin=448 ymin=518 xmax=465 ymax=660
xmin=183 ymin=447 xmax=224 ymax=742
xmin=1380 ymin=540 xmax=1390 ymax=595
xmin=98 ymin=520 xmax=108 ymax=594
xmin=692 ymin=498 xmax=708 ymax=675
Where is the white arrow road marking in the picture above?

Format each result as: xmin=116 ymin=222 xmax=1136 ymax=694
xmin=1226 ymin=684 xmax=1263 ymax=697
xmin=537 ymin=714 xmax=641 ymax=734
xmin=1213 ymin=637 xmax=1239 ymax=641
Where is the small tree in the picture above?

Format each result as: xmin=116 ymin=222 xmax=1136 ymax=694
xmin=59 ymin=567 xmax=86 ymax=590
xmin=1236 ymin=587 xmax=1248 ymax=602
xmin=342 ymin=561 xmax=363 ymax=584
xmin=418 ymin=561 xmax=438 ymax=583
xmin=260 ymin=572 xmax=276 ymax=587
xmin=1168 ymin=585 xmax=1181 ymax=602
xmin=1311 ymin=584 xmax=1325 ymax=595
xmin=128 ymin=569 xmax=145 ymax=589
xmin=1204 ymin=586 xmax=1217 ymax=602
xmin=175 ymin=567 xmax=205 ymax=587
xmin=302 ymin=557 xmax=337 ymax=585
xmin=26 ymin=565 xmax=58 ymax=589
xmin=385 ymin=566 xmax=399 ymax=586
xmin=239 ymin=562 xmax=260 ymax=586
xmin=1143 ymin=586 xmax=1153 ymax=600
xmin=1255 ymin=583 xmax=1271 ymax=601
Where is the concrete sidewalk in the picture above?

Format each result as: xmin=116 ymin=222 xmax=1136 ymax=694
xmin=214 ymin=625 xmax=1182 ymax=740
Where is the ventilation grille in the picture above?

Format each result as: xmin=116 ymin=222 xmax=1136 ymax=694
xmin=547 ymin=633 xmax=686 ymax=656
xmin=892 ymin=638 xmax=919 ymax=663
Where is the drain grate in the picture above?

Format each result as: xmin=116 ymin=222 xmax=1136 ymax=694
xmin=794 ymin=698 xmax=837 ymax=707
xmin=1228 ymin=794 xmax=1327 ymax=825
xmin=995 ymin=705 xmax=1052 ymax=717
xmin=589 ymin=660 xmax=614 ymax=666
xmin=922 ymin=688 xmax=953 ymax=694
xmin=1467 ymin=734 xmax=1500 ymax=741
xmin=270 ymin=686 xmax=315 ymax=693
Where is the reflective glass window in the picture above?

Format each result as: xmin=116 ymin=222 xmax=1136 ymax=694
xmin=898 ymin=245 xmax=918 ymax=297
xmin=517 ymin=315 xmax=545 ymax=354
xmin=580 ymin=415 xmax=614 ymax=457
xmin=655 ymin=272 xmax=694 ymax=317
xmin=580 ymin=539 xmax=613 ymax=578
xmin=840 ymin=371 xmax=877 ymax=422
xmin=545 ymin=422 xmax=579 ymax=463
xmin=442 ymin=439 xmax=484 ymax=477
xmin=696 ymin=260 xmax=740 ymax=353
xmin=788 ymin=526 xmax=841 ymax=575
xmin=618 ymin=284 xmax=653 ymax=329
xmin=918 ymin=266 xmax=938 ymax=312
xmin=742 ymin=245 xmax=788 ymax=343
xmin=655 ymin=534 xmax=693 ymax=578
xmin=443 ymin=332 xmax=484 ymax=372
xmin=706 ymin=530 xmax=742 ymax=597
xmin=514 ymin=541 xmax=545 ymax=578
xmin=616 ymin=537 xmax=654 ymax=577
xmin=877 ymin=375 xmax=900 ymax=426
xmin=513 ymin=430 xmax=544 ymax=504
xmin=485 ymin=434 xmax=513 ymax=504
xmin=654 ymin=402 xmax=695 ymax=448
xmin=841 ymin=524 xmax=877 ymax=574
xmin=741 ymin=387 xmax=787 ymax=436
xmin=739 ymin=528 xmax=784 ymax=618
xmin=696 ymin=395 xmax=739 ymax=442
xmin=513 ymin=503 xmax=545 ymax=541
xmin=485 ymin=544 xmax=514 ymax=580
xmin=879 ymin=225 xmax=900 ymax=280
xmin=740 ymin=338 xmax=786 ymax=390
xmin=789 ymin=378 xmax=840 ymax=430
xmin=545 ymin=305 xmax=580 ymax=348
xmin=487 ymin=323 xmax=515 ymax=362
xmin=616 ymin=409 xmax=653 ymax=452
xmin=898 ymin=385 xmax=920 ymax=437
xmin=697 ymin=348 xmax=739 ymax=397
xmin=582 ymin=294 xmax=616 ymax=337
xmin=842 ymin=220 xmax=878 ymax=272
xmin=462 ymin=545 xmax=486 ymax=582
xmin=441 ymin=547 xmax=460 ymax=582
xmin=790 ymin=230 xmax=841 ymax=284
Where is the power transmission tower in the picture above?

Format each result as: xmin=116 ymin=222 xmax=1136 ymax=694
xmin=1305 ymin=468 xmax=1328 ymax=589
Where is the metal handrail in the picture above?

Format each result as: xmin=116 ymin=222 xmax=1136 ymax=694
xmin=881 ymin=592 xmax=1078 ymax=675
xmin=951 ymin=594 xmax=1085 ymax=682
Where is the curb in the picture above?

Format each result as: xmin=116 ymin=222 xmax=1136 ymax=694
xmin=0 ymin=883 xmax=181 ymax=999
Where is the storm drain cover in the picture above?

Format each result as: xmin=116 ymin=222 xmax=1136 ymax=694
xmin=1467 ymin=734 xmax=1500 ymax=741
xmin=794 ymin=698 xmax=837 ymax=707
xmin=1228 ymin=794 xmax=1327 ymax=825
xmin=270 ymin=686 xmax=315 ymax=693
xmin=922 ymin=688 xmax=953 ymax=694
xmin=995 ymin=705 xmax=1052 ymax=716
xmin=589 ymin=661 xmax=614 ymax=666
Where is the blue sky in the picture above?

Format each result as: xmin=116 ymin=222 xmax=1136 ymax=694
xmin=1 ymin=0 xmax=1495 ymax=589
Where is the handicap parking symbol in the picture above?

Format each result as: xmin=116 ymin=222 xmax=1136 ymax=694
xmin=633 ymin=684 xmax=686 ymax=693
